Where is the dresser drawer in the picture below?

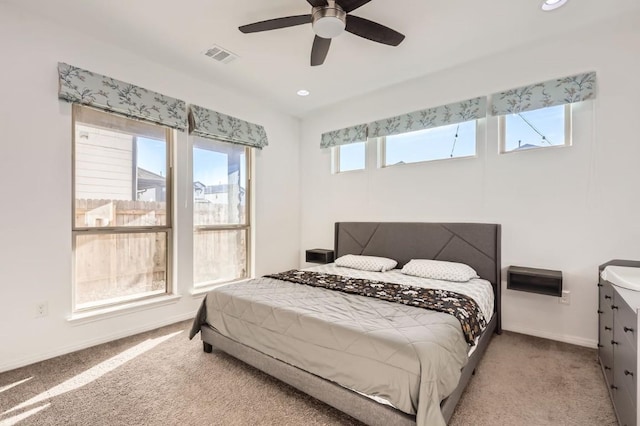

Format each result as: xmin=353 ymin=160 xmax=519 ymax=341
xmin=617 ymin=295 xmax=638 ymax=350
xmin=599 ymin=344 xmax=614 ymax=387
xmin=599 ymin=310 xmax=614 ymax=340
xmin=599 ymin=282 xmax=614 ymax=326
xmin=614 ymin=322 xmax=637 ymax=404
xmin=600 ymin=280 xmax=614 ymax=307
xmin=613 ymin=385 xmax=637 ymax=426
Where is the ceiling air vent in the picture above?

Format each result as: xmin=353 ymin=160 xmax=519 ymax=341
xmin=204 ymin=45 xmax=238 ymax=64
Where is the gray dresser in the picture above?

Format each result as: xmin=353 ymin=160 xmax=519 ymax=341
xmin=599 ymin=260 xmax=640 ymax=426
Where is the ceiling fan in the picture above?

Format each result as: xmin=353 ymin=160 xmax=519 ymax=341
xmin=238 ymin=0 xmax=405 ymax=66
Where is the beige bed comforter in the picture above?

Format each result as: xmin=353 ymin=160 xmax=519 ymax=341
xmin=192 ymin=275 xmax=473 ymax=426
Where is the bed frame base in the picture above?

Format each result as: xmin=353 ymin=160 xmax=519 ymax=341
xmin=199 ymin=314 xmax=497 ymax=425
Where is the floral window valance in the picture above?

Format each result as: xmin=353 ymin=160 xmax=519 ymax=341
xmin=320 ymin=124 xmax=368 ymax=149
xmin=368 ymin=97 xmax=486 ymax=139
xmin=188 ymin=105 xmax=268 ymax=149
xmin=57 ymin=62 xmax=187 ymax=131
xmin=490 ymin=71 xmax=596 ymax=116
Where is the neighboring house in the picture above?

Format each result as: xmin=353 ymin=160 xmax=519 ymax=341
xmin=193 ymin=181 xmax=207 ymax=201
xmin=137 ymin=167 xmax=166 ymax=202
xmin=513 ymin=143 xmax=541 ymax=151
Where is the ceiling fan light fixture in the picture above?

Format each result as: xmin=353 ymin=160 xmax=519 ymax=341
xmin=312 ymin=5 xmax=346 ymax=39
xmin=541 ymin=0 xmax=568 ymax=11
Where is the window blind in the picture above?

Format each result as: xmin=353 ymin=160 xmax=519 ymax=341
xmin=490 ymin=71 xmax=596 ymax=116
xmin=58 ymin=62 xmax=187 ymax=131
xmin=368 ymin=97 xmax=486 ymax=139
xmin=188 ymin=104 xmax=268 ymax=149
xmin=320 ymin=124 xmax=368 ymax=148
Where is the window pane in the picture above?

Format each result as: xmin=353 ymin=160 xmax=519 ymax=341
xmin=504 ymin=105 xmax=566 ymax=152
xmin=193 ymin=138 xmax=248 ymax=226
xmin=338 ymin=142 xmax=365 ymax=172
xmin=74 ymin=232 xmax=167 ymax=309
xmin=193 ymin=229 xmax=247 ymax=286
xmin=74 ymin=115 xmax=168 ymax=228
xmin=385 ymin=121 xmax=476 ymax=166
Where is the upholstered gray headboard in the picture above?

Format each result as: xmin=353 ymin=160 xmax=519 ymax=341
xmin=335 ymin=222 xmax=502 ymax=331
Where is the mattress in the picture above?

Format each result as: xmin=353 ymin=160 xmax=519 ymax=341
xmin=198 ymin=266 xmax=493 ymax=426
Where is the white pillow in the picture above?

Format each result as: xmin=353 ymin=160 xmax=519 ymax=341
xmin=335 ymin=254 xmax=398 ymax=272
xmin=401 ymin=259 xmax=479 ymax=282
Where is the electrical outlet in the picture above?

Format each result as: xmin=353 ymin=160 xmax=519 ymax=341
xmin=35 ymin=302 xmax=48 ymax=317
xmin=559 ymin=290 xmax=570 ymax=305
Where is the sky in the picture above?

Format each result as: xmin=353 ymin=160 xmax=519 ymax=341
xmin=136 ymin=138 xmax=241 ymax=186
xmin=504 ymin=104 xmax=565 ymax=151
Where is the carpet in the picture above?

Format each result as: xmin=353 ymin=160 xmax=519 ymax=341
xmin=0 ymin=321 xmax=616 ymax=425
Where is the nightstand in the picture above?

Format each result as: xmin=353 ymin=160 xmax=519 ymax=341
xmin=305 ymin=249 xmax=335 ymax=264
xmin=507 ymin=266 xmax=563 ymax=297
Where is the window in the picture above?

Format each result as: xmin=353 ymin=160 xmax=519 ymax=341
xmin=193 ymin=137 xmax=251 ymax=287
xmin=500 ymin=104 xmax=571 ymax=153
xmin=333 ymin=142 xmax=365 ymax=173
xmin=72 ymin=105 xmax=172 ymax=311
xmin=381 ymin=120 xmax=476 ymax=167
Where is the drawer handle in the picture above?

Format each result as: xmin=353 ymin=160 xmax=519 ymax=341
xmin=604 ymin=326 xmax=612 ymax=331
xmin=598 ymin=344 xmax=604 ymax=348
xmin=611 ymin=384 xmax=618 ymax=390
xmin=611 ymin=340 xmax=619 ymax=345
xmin=597 ymin=310 xmax=603 ymax=314
xmin=624 ymin=370 xmax=634 ymax=377
xmin=604 ymin=366 xmax=611 ymax=370
xmin=597 ymin=283 xmax=603 ymax=287
xmin=624 ymin=326 xmax=634 ymax=333
xmin=611 ymin=305 xmax=619 ymax=310
xmin=604 ymin=295 xmax=612 ymax=300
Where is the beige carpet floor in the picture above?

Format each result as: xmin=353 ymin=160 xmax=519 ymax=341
xmin=0 ymin=321 xmax=616 ymax=426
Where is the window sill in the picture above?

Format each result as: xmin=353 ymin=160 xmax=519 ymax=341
xmin=190 ymin=278 xmax=252 ymax=297
xmin=68 ymin=294 xmax=182 ymax=325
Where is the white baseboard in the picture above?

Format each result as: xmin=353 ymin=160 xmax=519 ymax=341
xmin=503 ymin=324 xmax=597 ymax=349
xmin=0 ymin=311 xmax=197 ymax=373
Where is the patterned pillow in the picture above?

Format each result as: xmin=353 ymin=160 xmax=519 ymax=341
xmin=401 ymin=259 xmax=479 ymax=282
xmin=334 ymin=254 xmax=398 ymax=272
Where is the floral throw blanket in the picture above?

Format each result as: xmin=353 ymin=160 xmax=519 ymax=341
xmin=265 ymin=270 xmax=487 ymax=345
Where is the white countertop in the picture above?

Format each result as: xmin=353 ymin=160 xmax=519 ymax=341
xmin=602 ymin=265 xmax=640 ymax=310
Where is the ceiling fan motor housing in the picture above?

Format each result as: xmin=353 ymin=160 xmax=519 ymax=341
xmin=312 ymin=3 xmax=346 ymax=39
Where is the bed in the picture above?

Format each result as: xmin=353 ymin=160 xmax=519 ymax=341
xmin=190 ymin=222 xmax=501 ymax=425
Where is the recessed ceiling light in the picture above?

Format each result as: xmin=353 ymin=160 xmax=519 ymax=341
xmin=541 ymin=0 xmax=568 ymax=11
xmin=297 ymin=89 xmax=310 ymax=97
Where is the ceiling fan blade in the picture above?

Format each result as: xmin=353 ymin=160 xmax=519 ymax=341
xmin=307 ymin=0 xmax=328 ymax=6
xmin=311 ymin=36 xmax=331 ymax=66
xmin=345 ymin=15 xmax=405 ymax=46
xmin=239 ymin=14 xmax=312 ymax=33
xmin=335 ymin=0 xmax=371 ymax=13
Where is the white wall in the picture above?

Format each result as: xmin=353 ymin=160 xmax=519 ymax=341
xmin=299 ymin=13 xmax=640 ymax=347
xmin=0 ymin=3 xmax=300 ymax=372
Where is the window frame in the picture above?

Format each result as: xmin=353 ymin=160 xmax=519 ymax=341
xmin=71 ymin=105 xmax=174 ymax=313
xmin=192 ymin=136 xmax=252 ymax=289
xmin=379 ymin=120 xmax=479 ymax=168
xmin=332 ymin=141 xmax=367 ymax=174
xmin=499 ymin=104 xmax=572 ymax=154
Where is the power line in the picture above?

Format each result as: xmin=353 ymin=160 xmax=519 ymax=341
xmin=517 ymin=113 xmax=552 ymax=145
xmin=450 ymin=124 xmax=460 ymax=157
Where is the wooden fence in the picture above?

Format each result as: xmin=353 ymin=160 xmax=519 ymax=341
xmin=75 ymin=199 xmax=245 ymax=306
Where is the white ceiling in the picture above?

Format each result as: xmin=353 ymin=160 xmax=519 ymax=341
xmin=6 ymin=0 xmax=640 ymax=117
